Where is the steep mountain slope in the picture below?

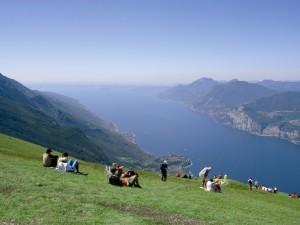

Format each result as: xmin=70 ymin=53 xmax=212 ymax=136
xmin=0 ymin=73 xmax=157 ymax=168
xmin=36 ymin=91 xmax=109 ymax=128
xmin=0 ymin=74 xmax=105 ymax=162
xmin=37 ymin=91 xmax=157 ymax=167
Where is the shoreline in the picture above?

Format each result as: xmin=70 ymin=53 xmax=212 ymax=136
xmin=188 ymin=105 xmax=300 ymax=147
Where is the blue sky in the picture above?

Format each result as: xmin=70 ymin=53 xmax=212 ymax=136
xmin=1 ymin=0 xmax=300 ymax=84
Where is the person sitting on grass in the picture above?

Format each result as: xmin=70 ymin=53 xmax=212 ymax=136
xmin=182 ymin=174 xmax=188 ymax=179
xmin=109 ymin=163 xmax=142 ymax=188
xmin=212 ymin=174 xmax=228 ymax=186
xmin=289 ymin=192 xmax=299 ymax=199
xmin=108 ymin=163 xmax=123 ymax=186
xmin=42 ymin=148 xmax=58 ymax=167
xmin=56 ymin=152 xmax=86 ymax=175
xmin=122 ymin=169 xmax=142 ymax=188
xmin=206 ymin=179 xmax=221 ymax=193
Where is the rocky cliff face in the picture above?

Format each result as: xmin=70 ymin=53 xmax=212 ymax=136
xmin=190 ymin=101 xmax=300 ymax=145
xmin=262 ymin=125 xmax=300 ymax=143
xmin=226 ymin=109 xmax=262 ymax=134
xmin=223 ymin=109 xmax=300 ymax=144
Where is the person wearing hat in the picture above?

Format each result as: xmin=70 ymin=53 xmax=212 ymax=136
xmin=160 ymin=160 xmax=168 ymax=181
xmin=42 ymin=148 xmax=58 ymax=167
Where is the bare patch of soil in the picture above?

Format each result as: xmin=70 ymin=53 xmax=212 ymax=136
xmin=103 ymin=202 xmax=207 ymax=225
xmin=0 ymin=185 xmax=16 ymax=194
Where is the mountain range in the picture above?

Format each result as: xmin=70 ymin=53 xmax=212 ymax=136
xmin=0 ymin=73 xmax=162 ymax=169
xmin=161 ymin=78 xmax=300 ymax=144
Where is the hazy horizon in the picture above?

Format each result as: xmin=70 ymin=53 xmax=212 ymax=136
xmin=2 ymin=0 xmax=300 ymax=84
xmin=23 ymin=77 xmax=300 ymax=87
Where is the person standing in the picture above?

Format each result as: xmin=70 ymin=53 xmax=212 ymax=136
xmin=254 ymin=180 xmax=259 ymax=189
xmin=199 ymin=166 xmax=212 ymax=188
xmin=160 ymin=160 xmax=168 ymax=181
xmin=248 ymin=177 xmax=254 ymax=191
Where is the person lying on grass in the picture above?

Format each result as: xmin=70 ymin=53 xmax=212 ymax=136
xmin=56 ymin=152 xmax=87 ymax=175
xmin=42 ymin=148 xmax=58 ymax=167
xmin=109 ymin=163 xmax=142 ymax=188
xmin=261 ymin=186 xmax=278 ymax=193
xmin=206 ymin=179 xmax=221 ymax=193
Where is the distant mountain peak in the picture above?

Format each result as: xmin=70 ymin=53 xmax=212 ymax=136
xmin=228 ymin=78 xmax=240 ymax=83
xmin=0 ymin=72 xmax=13 ymax=80
xmin=196 ymin=77 xmax=214 ymax=81
xmin=162 ymin=77 xmax=276 ymax=109
xmin=191 ymin=77 xmax=215 ymax=83
xmin=189 ymin=77 xmax=218 ymax=87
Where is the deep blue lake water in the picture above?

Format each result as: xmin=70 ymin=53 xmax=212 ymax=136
xmin=31 ymin=84 xmax=300 ymax=193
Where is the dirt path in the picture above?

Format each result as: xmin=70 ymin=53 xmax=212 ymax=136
xmin=104 ymin=202 xmax=208 ymax=225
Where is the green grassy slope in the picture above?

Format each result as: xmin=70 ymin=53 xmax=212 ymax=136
xmin=1 ymin=134 xmax=299 ymax=225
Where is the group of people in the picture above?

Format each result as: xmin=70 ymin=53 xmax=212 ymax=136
xmin=160 ymin=162 xmax=224 ymax=193
xmin=248 ymin=178 xmax=278 ymax=193
xmin=44 ymin=150 xmax=289 ymax=196
xmin=107 ymin=163 xmax=142 ymax=188
xmin=199 ymin=167 xmax=225 ymax=193
xmin=43 ymin=147 xmax=218 ymax=192
xmin=43 ymin=147 xmax=141 ymax=188
xmin=42 ymin=148 xmax=83 ymax=174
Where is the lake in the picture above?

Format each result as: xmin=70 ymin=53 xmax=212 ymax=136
xmin=31 ymin=84 xmax=300 ymax=193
